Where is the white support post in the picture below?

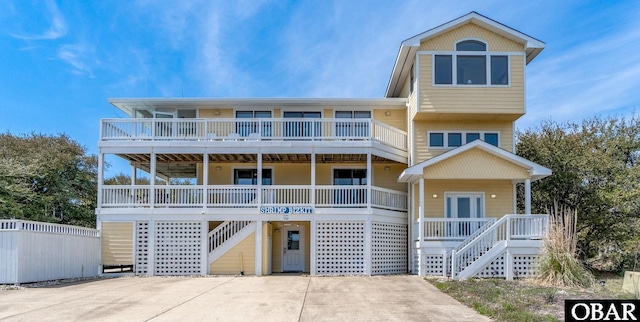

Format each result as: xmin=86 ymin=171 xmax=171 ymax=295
xmin=366 ymin=152 xmax=372 ymax=212
xmin=257 ymin=152 xmax=262 ymax=205
xmin=131 ymin=164 xmax=137 ymax=186
xmin=148 ymin=220 xmax=155 ymax=275
xmin=203 ymin=153 xmax=209 ymax=210
xmin=451 ymin=249 xmax=456 ymax=279
xmin=442 ymin=249 xmax=447 ymax=277
xmin=255 ymin=220 xmax=263 ymax=276
xmin=201 ymin=220 xmax=208 ymax=276
xmin=150 ymin=152 xmax=156 ymax=208
xmin=418 ymin=178 xmax=425 ymax=276
xmin=310 ymin=219 xmax=317 ymax=275
xmin=97 ymin=151 xmax=104 ymax=209
xmin=408 ymin=183 xmax=413 ymax=274
xmin=505 ymin=248 xmax=513 ymax=281
xmin=524 ymin=179 xmax=531 ymax=215
xmin=311 ymin=151 xmax=316 ymax=208
xmin=365 ymin=218 xmax=372 ymax=275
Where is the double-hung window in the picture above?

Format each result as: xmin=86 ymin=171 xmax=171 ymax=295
xmin=434 ymin=40 xmax=509 ymax=86
xmin=428 ymin=131 xmax=499 ymax=148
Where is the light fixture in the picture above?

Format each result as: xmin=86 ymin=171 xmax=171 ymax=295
xmin=432 ymin=194 xmax=438 ymax=198
xmin=213 ymin=111 xmax=221 ymax=116
xmin=215 ymin=166 xmax=222 ymax=171
xmin=384 ymin=166 xmax=391 ymax=171
xmin=385 ymin=111 xmax=391 ymax=116
xmin=490 ymin=194 xmax=497 ymax=199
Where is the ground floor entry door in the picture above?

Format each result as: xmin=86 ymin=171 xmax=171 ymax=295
xmin=282 ymin=225 xmax=305 ymax=272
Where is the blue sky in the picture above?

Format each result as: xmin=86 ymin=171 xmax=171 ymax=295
xmin=1 ymin=0 xmax=639 ymax=164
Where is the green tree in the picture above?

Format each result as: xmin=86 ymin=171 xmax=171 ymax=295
xmin=517 ymin=116 xmax=640 ymax=270
xmin=0 ymin=133 xmax=98 ymax=227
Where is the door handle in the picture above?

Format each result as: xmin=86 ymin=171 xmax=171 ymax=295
xmin=283 ymin=247 xmax=287 ymax=254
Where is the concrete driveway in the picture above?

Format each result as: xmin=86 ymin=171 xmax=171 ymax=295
xmin=0 ymin=275 xmax=490 ymax=321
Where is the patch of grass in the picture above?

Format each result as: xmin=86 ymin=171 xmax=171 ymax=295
xmin=426 ymin=276 xmax=631 ymax=322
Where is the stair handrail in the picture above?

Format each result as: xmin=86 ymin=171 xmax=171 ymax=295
xmin=208 ymin=221 xmax=252 ymax=253
xmin=451 ymin=215 xmax=510 ymax=277
xmin=445 ymin=218 xmax=496 ymax=275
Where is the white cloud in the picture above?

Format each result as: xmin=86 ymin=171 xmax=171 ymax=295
xmin=57 ymin=43 xmax=95 ymax=76
xmin=10 ymin=0 xmax=67 ymax=40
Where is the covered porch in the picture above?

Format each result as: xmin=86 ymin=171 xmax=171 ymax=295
xmin=398 ymin=140 xmax=552 ymax=277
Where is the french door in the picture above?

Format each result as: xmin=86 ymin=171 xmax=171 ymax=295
xmin=445 ymin=193 xmax=484 ymax=237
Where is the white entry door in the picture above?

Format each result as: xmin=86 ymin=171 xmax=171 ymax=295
xmin=282 ymin=225 xmax=304 ymax=272
xmin=445 ymin=193 xmax=484 ymax=237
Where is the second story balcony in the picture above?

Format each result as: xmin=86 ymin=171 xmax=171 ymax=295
xmin=100 ymin=118 xmax=408 ymax=152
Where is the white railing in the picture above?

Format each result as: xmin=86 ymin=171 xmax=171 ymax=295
xmin=208 ymin=220 xmax=252 ymax=253
xmin=315 ymin=186 xmax=368 ymax=208
xmin=207 ymin=185 xmax=258 ymax=207
xmin=100 ymin=184 xmax=407 ymax=211
xmin=261 ymin=186 xmax=310 ymax=205
xmin=0 ymin=219 xmax=99 ymax=237
xmin=100 ymin=118 xmax=407 ymax=150
xmin=423 ymin=218 xmax=494 ymax=241
xmin=450 ymin=214 xmax=549 ymax=278
xmin=101 ymin=185 xmax=151 ymax=207
xmin=155 ymin=186 xmax=204 ymax=207
xmin=371 ymin=186 xmax=408 ymax=211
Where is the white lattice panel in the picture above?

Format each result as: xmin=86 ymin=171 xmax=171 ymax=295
xmin=475 ymin=252 xmax=506 ymax=278
xmin=135 ymin=221 xmax=149 ymax=275
xmin=372 ymin=223 xmax=407 ymax=275
xmin=424 ymin=254 xmax=445 ymax=276
xmin=513 ymin=255 xmax=539 ymax=278
xmin=154 ymin=221 xmax=202 ymax=276
xmin=316 ymin=221 xmax=366 ymax=275
xmin=412 ymin=247 xmax=419 ymax=274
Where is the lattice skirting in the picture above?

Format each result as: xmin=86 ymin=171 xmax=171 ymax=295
xmin=371 ymin=223 xmax=407 ymax=275
xmin=316 ymin=221 xmax=366 ymax=275
xmin=154 ymin=221 xmax=203 ymax=276
xmin=135 ymin=221 xmax=149 ymax=275
xmin=475 ymin=252 xmax=540 ymax=278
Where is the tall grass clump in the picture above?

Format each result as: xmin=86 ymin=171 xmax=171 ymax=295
xmin=537 ymin=202 xmax=595 ymax=288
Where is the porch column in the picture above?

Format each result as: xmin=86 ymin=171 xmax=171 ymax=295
xmin=255 ymin=220 xmax=263 ymax=276
xmin=311 ymin=151 xmax=316 ymax=208
xmin=202 ymin=153 xmax=209 ymax=210
xmin=310 ymin=219 xmax=317 ymax=275
xmin=97 ymin=151 xmax=104 ymax=209
xmin=150 ymin=152 xmax=156 ymax=207
xmin=366 ymin=152 xmax=372 ymax=211
xmin=524 ymin=179 xmax=531 ymax=214
xmin=257 ymin=152 xmax=262 ymax=205
xmin=131 ymin=164 xmax=137 ymax=185
xmin=418 ymin=178 xmax=425 ymax=276
xmin=201 ymin=219 xmax=208 ymax=276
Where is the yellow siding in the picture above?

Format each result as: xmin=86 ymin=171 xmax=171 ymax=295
xmin=418 ymin=55 xmax=524 ymax=115
xmin=101 ymin=222 xmax=133 ymax=266
xmin=398 ymin=72 xmax=412 ymax=98
xmin=324 ymin=109 xmax=332 ymax=118
xmin=423 ymin=149 xmax=529 ymax=179
xmin=262 ymin=223 xmax=272 ymax=274
xmin=210 ymin=232 xmax=256 ymax=275
xmin=372 ymin=164 xmax=407 ymax=191
xmin=416 ymin=180 xmax=514 ymax=219
xmin=419 ymin=23 xmax=524 ymax=52
xmin=413 ymin=120 xmax=513 ymax=163
xmin=271 ymin=221 xmax=310 ymax=273
xmin=373 ymin=109 xmax=407 ymax=132
xmin=274 ymin=108 xmax=281 ymax=118
xmin=199 ymin=109 xmax=234 ymax=118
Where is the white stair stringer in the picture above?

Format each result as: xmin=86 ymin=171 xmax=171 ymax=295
xmin=457 ymin=240 xmax=507 ymax=279
xmin=208 ymin=221 xmax=256 ymax=265
xmin=444 ymin=218 xmax=496 ymax=276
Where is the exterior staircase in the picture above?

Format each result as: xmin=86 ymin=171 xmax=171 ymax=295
xmin=208 ymin=221 xmax=256 ymax=264
xmin=440 ymin=214 xmax=548 ymax=279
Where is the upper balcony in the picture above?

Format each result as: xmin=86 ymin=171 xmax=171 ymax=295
xmin=100 ymin=118 xmax=408 ymax=160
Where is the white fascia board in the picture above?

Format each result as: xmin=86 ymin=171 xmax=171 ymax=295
xmin=397 ymin=140 xmax=552 ymax=183
xmin=108 ymin=98 xmax=407 ymax=110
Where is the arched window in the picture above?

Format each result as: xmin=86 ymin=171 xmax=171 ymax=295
xmin=434 ymin=39 xmax=508 ymax=86
xmin=456 ymin=40 xmax=486 ymax=51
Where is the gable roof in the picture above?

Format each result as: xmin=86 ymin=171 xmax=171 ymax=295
xmin=385 ymin=11 xmax=545 ymax=98
xmin=397 ymin=140 xmax=552 ymax=183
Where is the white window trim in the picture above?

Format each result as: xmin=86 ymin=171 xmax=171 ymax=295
xmin=330 ymin=166 xmax=372 ymax=185
xmin=444 ymin=192 xmax=486 ymax=219
xmin=427 ymin=130 xmax=500 ymax=149
xmin=427 ymin=41 xmax=514 ymax=87
xmin=231 ymin=166 xmax=275 ymax=185
xmin=233 ymin=108 xmax=274 ymax=118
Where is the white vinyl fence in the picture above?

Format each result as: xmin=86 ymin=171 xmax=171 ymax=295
xmin=0 ymin=220 xmax=100 ymax=284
